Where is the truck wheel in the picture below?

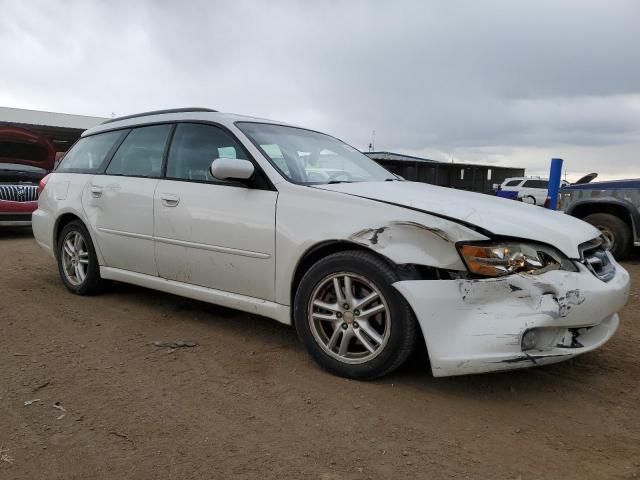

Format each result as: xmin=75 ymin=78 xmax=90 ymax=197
xmin=294 ymin=250 xmax=417 ymax=380
xmin=583 ymin=213 xmax=631 ymax=259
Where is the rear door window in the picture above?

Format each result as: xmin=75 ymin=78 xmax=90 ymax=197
xmin=523 ymin=180 xmax=549 ymax=189
xmin=56 ymin=130 xmax=125 ymax=173
xmin=504 ymin=180 xmax=522 ymax=187
xmin=106 ymin=125 xmax=173 ymax=178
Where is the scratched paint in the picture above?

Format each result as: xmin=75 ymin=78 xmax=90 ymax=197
xmin=394 ymin=262 xmax=630 ymax=377
xmin=347 ymin=220 xmax=466 ymax=272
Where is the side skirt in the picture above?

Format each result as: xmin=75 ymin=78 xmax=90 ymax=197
xmin=100 ymin=267 xmax=291 ymax=325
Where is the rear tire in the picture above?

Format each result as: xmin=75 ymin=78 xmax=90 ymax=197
xmin=583 ymin=213 xmax=631 ymax=259
xmin=57 ymin=220 xmax=104 ymax=295
xmin=294 ymin=250 xmax=417 ymax=380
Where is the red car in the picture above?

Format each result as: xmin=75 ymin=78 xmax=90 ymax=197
xmin=0 ymin=125 xmax=56 ymax=226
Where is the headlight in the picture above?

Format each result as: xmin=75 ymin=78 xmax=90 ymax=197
xmin=458 ymin=241 xmax=578 ymax=277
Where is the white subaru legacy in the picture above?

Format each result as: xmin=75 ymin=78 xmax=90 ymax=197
xmin=33 ymin=108 xmax=630 ymax=379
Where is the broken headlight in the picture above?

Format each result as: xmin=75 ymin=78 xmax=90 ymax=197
xmin=458 ymin=242 xmax=578 ymax=277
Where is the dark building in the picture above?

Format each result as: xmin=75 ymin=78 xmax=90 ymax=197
xmin=366 ymin=151 xmax=525 ymax=194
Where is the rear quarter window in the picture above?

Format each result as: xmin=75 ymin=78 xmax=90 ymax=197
xmin=523 ymin=180 xmax=549 ymax=189
xmin=56 ymin=130 xmax=126 ymax=174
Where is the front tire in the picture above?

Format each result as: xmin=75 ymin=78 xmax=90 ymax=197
xmin=57 ymin=220 xmax=104 ymax=295
xmin=583 ymin=213 xmax=631 ymax=259
xmin=294 ymin=250 xmax=417 ymax=380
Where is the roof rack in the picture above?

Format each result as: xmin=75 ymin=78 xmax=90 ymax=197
xmin=101 ymin=107 xmax=218 ymax=125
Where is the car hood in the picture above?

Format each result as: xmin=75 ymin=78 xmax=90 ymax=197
xmin=0 ymin=125 xmax=56 ymax=171
xmin=314 ymin=181 xmax=600 ymax=258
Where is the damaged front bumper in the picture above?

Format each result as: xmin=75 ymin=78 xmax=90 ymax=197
xmin=393 ymin=257 xmax=630 ymax=377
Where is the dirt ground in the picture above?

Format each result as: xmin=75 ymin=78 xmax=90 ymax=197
xmin=1 ymin=227 xmax=639 ymax=480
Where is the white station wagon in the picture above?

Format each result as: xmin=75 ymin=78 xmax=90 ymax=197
xmin=33 ymin=108 xmax=630 ymax=379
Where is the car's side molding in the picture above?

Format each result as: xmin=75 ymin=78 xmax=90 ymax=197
xmin=154 ymin=235 xmax=271 ymax=259
xmin=96 ymin=227 xmax=272 ymax=259
xmin=97 ymin=227 xmax=153 ymax=241
xmin=100 ymin=267 xmax=291 ymax=325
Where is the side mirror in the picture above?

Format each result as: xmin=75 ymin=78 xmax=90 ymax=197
xmin=210 ymin=158 xmax=255 ymax=182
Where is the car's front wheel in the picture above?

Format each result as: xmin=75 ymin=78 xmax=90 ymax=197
xmin=57 ymin=220 xmax=103 ymax=295
xmin=294 ymin=250 xmax=417 ymax=380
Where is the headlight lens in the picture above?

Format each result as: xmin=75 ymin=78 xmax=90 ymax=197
xmin=458 ymin=241 xmax=577 ymax=277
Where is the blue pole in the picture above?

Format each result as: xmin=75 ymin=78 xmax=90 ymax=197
xmin=547 ymin=158 xmax=563 ymax=210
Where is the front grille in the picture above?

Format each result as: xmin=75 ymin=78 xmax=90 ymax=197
xmin=580 ymin=239 xmax=616 ymax=282
xmin=0 ymin=185 xmax=38 ymax=202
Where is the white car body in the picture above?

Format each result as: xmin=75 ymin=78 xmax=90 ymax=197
xmin=499 ymin=176 xmax=570 ymax=205
xmin=33 ymin=110 xmax=630 ymax=377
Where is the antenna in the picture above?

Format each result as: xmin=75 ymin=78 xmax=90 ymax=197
xmin=369 ymin=130 xmax=375 ymax=152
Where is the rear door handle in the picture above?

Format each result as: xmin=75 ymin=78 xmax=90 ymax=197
xmin=160 ymin=193 xmax=180 ymax=207
xmin=90 ymin=186 xmax=103 ymax=198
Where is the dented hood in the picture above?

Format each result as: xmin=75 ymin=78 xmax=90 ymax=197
xmin=314 ymin=181 xmax=600 ymax=258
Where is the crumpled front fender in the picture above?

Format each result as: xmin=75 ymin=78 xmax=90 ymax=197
xmin=393 ymin=260 xmax=630 ymax=377
xmin=347 ymin=220 xmax=486 ymax=271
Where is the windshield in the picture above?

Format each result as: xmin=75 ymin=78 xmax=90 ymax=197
xmin=237 ymin=122 xmax=395 ymax=185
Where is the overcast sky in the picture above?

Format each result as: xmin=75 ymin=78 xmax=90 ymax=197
xmin=1 ymin=0 xmax=639 ymax=180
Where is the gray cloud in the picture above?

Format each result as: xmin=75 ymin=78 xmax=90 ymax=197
xmin=1 ymin=0 xmax=639 ymax=179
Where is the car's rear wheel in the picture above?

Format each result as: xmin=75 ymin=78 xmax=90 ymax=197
xmin=294 ymin=250 xmax=417 ymax=380
xmin=583 ymin=213 xmax=631 ymax=259
xmin=57 ymin=220 xmax=103 ymax=295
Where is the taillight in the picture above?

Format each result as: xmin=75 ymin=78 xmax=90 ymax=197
xmin=38 ymin=173 xmax=52 ymax=198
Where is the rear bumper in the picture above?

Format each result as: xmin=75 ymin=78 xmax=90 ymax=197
xmin=0 ymin=200 xmax=37 ymax=225
xmin=0 ymin=212 xmax=33 ymax=226
xmin=31 ymin=207 xmax=56 ymax=258
xmin=0 ymin=199 xmax=38 ymax=213
xmin=394 ymin=257 xmax=630 ymax=377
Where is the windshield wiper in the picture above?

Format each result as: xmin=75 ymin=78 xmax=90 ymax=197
xmin=327 ymin=180 xmax=354 ymax=184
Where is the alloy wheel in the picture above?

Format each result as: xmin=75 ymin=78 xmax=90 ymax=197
xmin=308 ymin=272 xmax=391 ymax=364
xmin=61 ymin=230 xmax=89 ymax=286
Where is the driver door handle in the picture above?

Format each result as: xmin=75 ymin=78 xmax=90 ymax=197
xmin=90 ymin=186 xmax=103 ymax=198
xmin=160 ymin=193 xmax=180 ymax=207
